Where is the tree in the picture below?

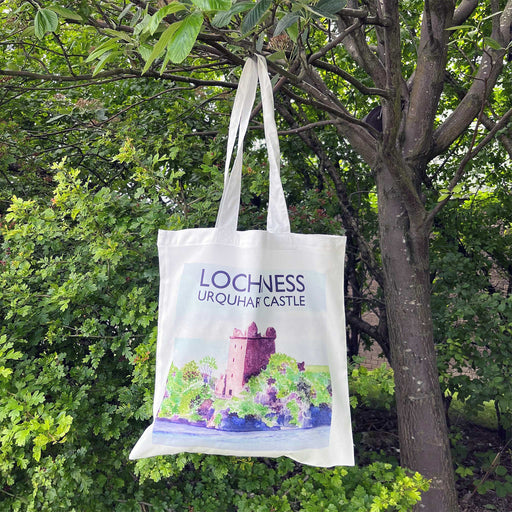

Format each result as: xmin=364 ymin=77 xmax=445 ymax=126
xmin=1 ymin=1 xmax=512 ymax=510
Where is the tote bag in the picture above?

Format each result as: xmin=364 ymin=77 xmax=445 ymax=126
xmin=130 ymin=55 xmax=354 ymax=467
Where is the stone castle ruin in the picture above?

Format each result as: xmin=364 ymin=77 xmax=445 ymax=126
xmin=215 ymin=322 xmax=276 ymax=398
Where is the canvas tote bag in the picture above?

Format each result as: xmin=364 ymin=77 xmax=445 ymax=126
xmin=130 ymin=55 xmax=354 ymax=467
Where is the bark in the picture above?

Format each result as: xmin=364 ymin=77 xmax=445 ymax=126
xmin=374 ymin=5 xmax=460 ymax=508
xmin=452 ymin=0 xmax=478 ymax=25
xmin=376 ymin=162 xmax=460 ymax=512
xmin=404 ymin=0 xmax=454 ymax=165
xmin=337 ymin=0 xmax=387 ymax=87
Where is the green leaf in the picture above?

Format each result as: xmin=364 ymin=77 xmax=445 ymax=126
xmin=267 ymin=50 xmax=286 ymax=62
xmin=274 ymin=12 xmax=300 ymax=37
xmin=21 ymin=25 xmax=36 ymax=38
xmin=102 ymin=29 xmax=134 ymax=43
xmin=484 ymin=37 xmax=503 ymax=50
xmin=34 ymin=8 xmax=59 ymax=39
xmin=141 ymin=23 xmax=181 ymax=74
xmin=47 ymin=5 xmax=83 ymax=22
xmin=241 ymin=0 xmax=271 ymax=34
xmin=118 ymin=2 xmax=134 ymax=22
xmin=256 ymin=31 xmax=264 ymax=51
xmin=14 ymin=1 xmax=32 ymax=15
xmin=92 ymin=51 xmax=123 ymax=77
xmin=165 ymin=12 xmax=203 ymax=65
xmin=0 ymin=367 xmax=13 ymax=378
xmin=211 ymin=2 xmax=252 ymax=28
xmin=312 ymin=0 xmax=346 ymax=17
xmin=495 ymin=465 xmax=508 ymax=476
xmin=33 ymin=445 xmax=41 ymax=462
xmin=147 ymin=3 xmax=187 ymax=35
xmin=159 ymin=44 xmax=175 ymax=74
xmin=446 ymin=24 xmax=474 ymax=31
xmin=138 ymin=43 xmax=153 ymax=62
xmin=190 ymin=0 xmax=232 ymax=11
xmin=86 ymin=39 xmax=121 ymax=63
xmin=286 ymin=22 xmax=298 ymax=42
xmin=14 ymin=429 xmax=31 ymax=447
xmin=133 ymin=13 xmax=152 ymax=36
xmin=495 ymin=484 xmax=509 ymax=498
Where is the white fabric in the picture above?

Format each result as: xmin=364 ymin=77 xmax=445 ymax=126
xmin=216 ymin=55 xmax=290 ymax=233
xmin=130 ymin=56 xmax=353 ymax=467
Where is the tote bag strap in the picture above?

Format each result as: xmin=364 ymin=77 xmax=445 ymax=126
xmin=215 ymin=55 xmax=291 ymax=234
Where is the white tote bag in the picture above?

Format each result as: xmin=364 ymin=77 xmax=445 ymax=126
xmin=130 ymin=55 xmax=354 ymax=467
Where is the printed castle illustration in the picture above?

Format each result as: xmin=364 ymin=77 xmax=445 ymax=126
xmin=215 ymin=322 xmax=276 ymax=398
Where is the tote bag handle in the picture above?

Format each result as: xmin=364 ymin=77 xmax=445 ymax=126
xmin=215 ymin=55 xmax=291 ymax=234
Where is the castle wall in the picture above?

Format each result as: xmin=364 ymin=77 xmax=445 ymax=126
xmin=224 ymin=333 xmax=248 ymax=397
xmin=244 ymin=337 xmax=275 ymax=381
xmin=221 ymin=322 xmax=276 ymax=397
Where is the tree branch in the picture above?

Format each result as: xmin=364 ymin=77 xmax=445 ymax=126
xmin=0 ymin=68 xmax=238 ymax=88
xmin=481 ymin=113 xmax=512 ymax=158
xmin=0 ymin=41 xmax=87 ymax=59
xmin=444 ymin=68 xmax=512 ymax=159
xmin=100 ymin=86 xmax=189 ymax=125
xmin=499 ymin=0 xmax=512 ymax=41
xmin=51 ymin=33 xmax=76 ymax=77
xmin=308 ymin=19 xmax=363 ymax=65
xmin=403 ymin=0 xmax=455 ymax=164
xmin=380 ymin=0 xmax=405 ymax=146
xmin=369 ymin=0 xmax=427 ymax=227
xmin=312 ymin=60 xmax=389 ymax=97
xmin=426 ymin=105 xmax=512 ymax=225
xmin=275 ymin=100 xmax=383 ymax=288
xmin=432 ymin=58 xmax=505 ymax=157
xmin=346 ymin=310 xmax=387 ymax=351
xmin=277 ymin=120 xmax=341 ymax=135
xmin=337 ymin=1 xmax=387 ymax=87
xmin=183 ymin=120 xmax=347 ymax=138
xmin=0 ymin=76 xmax=132 ymax=92
xmin=281 ymin=85 xmax=380 ymax=140
xmin=452 ymin=0 xmax=478 ymax=26
xmin=432 ymin=1 xmax=512 ymax=156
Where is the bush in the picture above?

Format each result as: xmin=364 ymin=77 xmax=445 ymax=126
xmin=350 ymin=361 xmax=395 ymax=411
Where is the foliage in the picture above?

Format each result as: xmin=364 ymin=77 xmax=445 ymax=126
xmin=350 ymin=362 xmax=395 ymax=411
xmin=432 ymin=191 xmax=512 ymax=436
xmin=157 ymin=353 xmax=332 ymax=429
xmin=135 ymin=457 xmax=428 ymax=512
xmin=449 ymin=424 xmax=512 ymax=503
xmin=471 ymin=450 xmax=512 ymax=499
xmin=0 ymin=164 xmax=165 ymax=509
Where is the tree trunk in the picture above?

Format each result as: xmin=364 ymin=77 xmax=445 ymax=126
xmin=376 ymin=164 xmax=459 ymax=512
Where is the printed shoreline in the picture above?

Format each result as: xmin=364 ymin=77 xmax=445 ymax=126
xmin=152 ymin=421 xmax=331 ymax=451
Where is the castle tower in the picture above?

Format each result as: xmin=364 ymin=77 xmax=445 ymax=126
xmin=221 ymin=322 xmax=276 ymax=397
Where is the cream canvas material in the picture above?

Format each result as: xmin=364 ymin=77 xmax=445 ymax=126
xmin=130 ymin=56 xmax=354 ymax=467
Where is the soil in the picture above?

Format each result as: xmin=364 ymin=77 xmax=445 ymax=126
xmin=353 ymin=407 xmax=512 ymax=512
